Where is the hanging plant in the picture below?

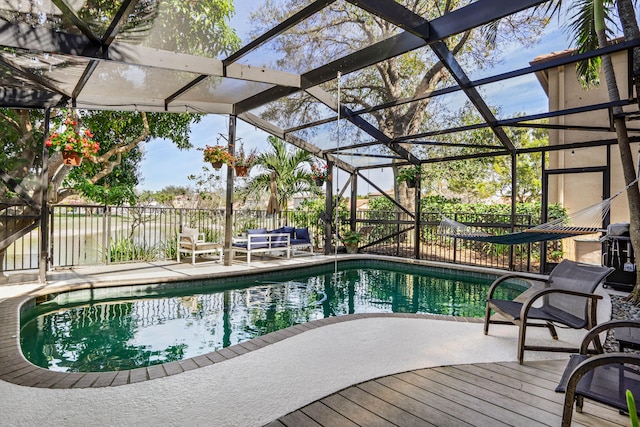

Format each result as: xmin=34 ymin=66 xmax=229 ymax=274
xmin=201 ymin=145 xmax=236 ymax=169
xmin=311 ymin=162 xmax=331 ymax=186
xmin=234 ymin=144 xmax=258 ymax=177
xmin=396 ymin=165 xmax=422 ymax=188
xmin=45 ymin=112 xmax=100 ymax=165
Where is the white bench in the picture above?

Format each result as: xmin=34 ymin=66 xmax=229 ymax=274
xmin=231 ymin=232 xmax=291 ymax=265
xmin=177 ymin=227 xmax=223 ymax=265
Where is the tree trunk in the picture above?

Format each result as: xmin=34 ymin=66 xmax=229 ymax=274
xmin=617 ymin=0 xmax=640 ymax=97
xmin=596 ymin=0 xmax=640 ymax=300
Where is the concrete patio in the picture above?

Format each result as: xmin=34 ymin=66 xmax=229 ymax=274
xmin=0 ymin=255 xmax=617 ymax=426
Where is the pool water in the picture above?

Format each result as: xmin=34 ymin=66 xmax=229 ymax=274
xmin=20 ymin=261 xmax=525 ymax=372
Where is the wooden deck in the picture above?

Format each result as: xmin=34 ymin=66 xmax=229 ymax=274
xmin=266 ymin=360 xmax=628 ymax=426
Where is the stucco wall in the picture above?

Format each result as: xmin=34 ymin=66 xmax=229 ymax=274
xmin=543 ymin=50 xmax=639 ymax=261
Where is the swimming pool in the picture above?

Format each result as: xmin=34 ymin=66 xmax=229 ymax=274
xmin=20 ymin=260 xmax=525 ymax=372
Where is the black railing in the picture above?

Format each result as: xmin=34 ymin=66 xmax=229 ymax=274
xmin=1 ymin=205 xmax=40 ymax=270
xmin=3 ymin=205 xmax=540 ymax=273
xmin=354 ymin=210 xmax=538 ymax=272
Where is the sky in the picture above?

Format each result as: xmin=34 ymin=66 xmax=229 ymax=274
xmin=137 ymin=5 xmax=576 ymax=196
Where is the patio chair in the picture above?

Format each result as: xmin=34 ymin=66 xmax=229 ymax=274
xmin=556 ymin=320 xmax=640 ymax=427
xmin=177 ymin=226 xmax=223 ymax=265
xmin=484 ymin=259 xmax=614 ymax=363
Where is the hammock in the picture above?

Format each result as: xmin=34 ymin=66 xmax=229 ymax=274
xmin=438 ymin=177 xmax=639 ymax=245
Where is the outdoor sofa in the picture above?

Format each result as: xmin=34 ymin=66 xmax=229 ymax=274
xmin=231 ymin=226 xmax=313 ymax=264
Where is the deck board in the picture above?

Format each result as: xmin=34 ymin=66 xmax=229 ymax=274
xmin=320 ymin=393 xmax=396 ymax=427
xmin=268 ymin=360 xmax=629 ymax=426
xmin=300 ymin=401 xmax=360 ymax=427
xmin=423 ymin=367 xmax=563 ymax=425
xmin=339 ymin=385 xmax=434 ymax=426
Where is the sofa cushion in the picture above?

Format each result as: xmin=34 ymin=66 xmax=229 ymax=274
xmin=271 ymin=237 xmax=288 ymax=248
xmin=247 ymin=228 xmax=267 ymax=243
xmin=291 ymin=238 xmax=311 ymax=246
xmin=295 ymin=227 xmax=310 ymax=242
xmin=283 ymin=226 xmax=295 ymax=238
xmin=271 ymin=226 xmax=295 ymax=238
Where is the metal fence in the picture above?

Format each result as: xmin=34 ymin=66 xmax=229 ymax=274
xmin=1 ymin=204 xmax=40 ymax=271
xmin=3 ymin=204 xmax=540 ymax=273
xmin=45 ymin=205 xmax=325 ymax=268
xmin=354 ymin=210 xmax=538 ymax=272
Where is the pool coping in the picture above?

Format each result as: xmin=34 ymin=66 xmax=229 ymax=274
xmin=0 ymin=255 xmax=538 ymax=389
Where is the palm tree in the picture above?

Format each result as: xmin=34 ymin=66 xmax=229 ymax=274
xmin=551 ymin=0 xmax=640 ymax=299
xmin=241 ymin=136 xmax=321 ymax=210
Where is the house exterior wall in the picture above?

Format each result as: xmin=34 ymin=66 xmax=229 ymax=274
xmin=541 ymin=49 xmax=639 ymax=261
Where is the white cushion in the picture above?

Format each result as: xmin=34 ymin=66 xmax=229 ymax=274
xmin=182 ymin=226 xmax=199 ymax=239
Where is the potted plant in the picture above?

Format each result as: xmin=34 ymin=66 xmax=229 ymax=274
xmin=45 ymin=112 xmax=100 ymax=166
xmin=201 ymin=145 xmax=235 ymax=169
xmin=234 ymin=144 xmax=258 ymax=177
xmin=342 ymin=229 xmax=362 ymax=254
xmin=396 ymin=165 xmax=422 ymax=188
xmin=311 ymin=162 xmax=331 ymax=186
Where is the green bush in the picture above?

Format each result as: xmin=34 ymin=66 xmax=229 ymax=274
xmin=103 ymin=237 xmax=159 ymax=263
xmin=163 ymin=236 xmax=177 ymax=260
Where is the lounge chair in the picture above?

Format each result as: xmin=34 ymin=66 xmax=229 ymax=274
xmin=556 ymin=320 xmax=640 ymax=427
xmin=484 ymin=259 xmax=614 ymax=363
xmin=177 ymin=226 xmax=223 ymax=265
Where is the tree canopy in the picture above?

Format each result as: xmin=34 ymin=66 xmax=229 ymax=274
xmin=249 ymin=0 xmax=549 ymax=209
xmin=0 ymin=0 xmax=241 ymax=206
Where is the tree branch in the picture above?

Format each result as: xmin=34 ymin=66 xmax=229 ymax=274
xmin=90 ymin=112 xmax=150 ymax=183
xmin=0 ymin=111 xmax=21 ymax=133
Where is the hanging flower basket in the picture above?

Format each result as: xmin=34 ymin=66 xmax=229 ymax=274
xmin=233 ymin=144 xmax=257 ymax=177
xmin=396 ymin=165 xmax=421 ymax=189
xmin=311 ymin=162 xmax=331 ymax=186
xmin=201 ymin=145 xmax=235 ymax=169
xmin=235 ymin=165 xmax=249 ymax=177
xmin=46 ymin=111 xmax=100 ymax=163
xmin=62 ymin=151 xmax=82 ymax=166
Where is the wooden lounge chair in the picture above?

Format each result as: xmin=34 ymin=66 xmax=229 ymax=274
xmin=556 ymin=320 xmax=640 ymax=427
xmin=177 ymin=226 xmax=223 ymax=265
xmin=484 ymin=259 xmax=614 ymax=363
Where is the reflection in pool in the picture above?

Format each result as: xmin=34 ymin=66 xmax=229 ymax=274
xmin=20 ymin=261 xmax=524 ymax=372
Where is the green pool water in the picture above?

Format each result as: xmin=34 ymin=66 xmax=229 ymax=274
xmin=20 ymin=260 xmax=525 ymax=372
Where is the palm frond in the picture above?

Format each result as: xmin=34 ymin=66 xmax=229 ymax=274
xmin=564 ymin=0 xmax=616 ymax=88
xmin=480 ymin=20 xmax=499 ymax=48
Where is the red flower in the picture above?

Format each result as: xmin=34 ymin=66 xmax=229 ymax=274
xmin=311 ymin=162 xmax=330 ymax=181
xmin=46 ymin=112 xmax=100 ymax=160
